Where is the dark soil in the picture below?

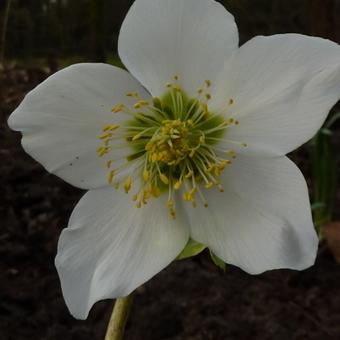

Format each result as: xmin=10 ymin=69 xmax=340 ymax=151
xmin=1 ymin=64 xmax=340 ymax=340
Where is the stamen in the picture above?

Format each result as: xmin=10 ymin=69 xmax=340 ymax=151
xmin=96 ymin=146 xmax=110 ymax=157
xmin=108 ymin=170 xmax=116 ymax=184
xmin=126 ymin=92 xmax=139 ymax=98
xmin=111 ymin=104 xmax=125 ymax=113
xmin=134 ymin=100 xmax=149 ymax=109
xmin=124 ymin=176 xmax=132 ymax=193
xmin=143 ymin=168 xmax=150 ymax=182
xmin=160 ymin=173 xmax=169 ymax=185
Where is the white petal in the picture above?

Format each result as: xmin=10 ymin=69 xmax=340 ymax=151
xmin=55 ymin=188 xmax=189 ymax=319
xmin=8 ymin=63 xmax=151 ymax=189
xmin=210 ymin=34 xmax=340 ymax=156
xmin=187 ymin=155 xmax=318 ymax=274
xmin=118 ymin=0 xmax=238 ymax=97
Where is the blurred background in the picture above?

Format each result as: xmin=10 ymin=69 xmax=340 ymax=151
xmin=1 ymin=1 xmax=340 ymax=339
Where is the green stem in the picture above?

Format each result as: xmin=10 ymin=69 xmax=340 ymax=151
xmin=104 ymin=293 xmax=135 ymax=340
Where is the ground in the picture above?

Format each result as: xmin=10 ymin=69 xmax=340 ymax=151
xmin=1 ymin=64 xmax=340 ymax=340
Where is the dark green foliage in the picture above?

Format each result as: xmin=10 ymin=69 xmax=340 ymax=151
xmin=310 ymin=112 xmax=340 ymax=233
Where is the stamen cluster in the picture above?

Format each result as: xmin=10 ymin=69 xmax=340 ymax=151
xmin=96 ymin=78 xmax=245 ymax=218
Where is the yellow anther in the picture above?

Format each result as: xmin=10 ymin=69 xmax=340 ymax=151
xmin=205 ymin=182 xmax=214 ymax=189
xmin=103 ymin=124 xmax=119 ymax=132
xmin=124 ymin=176 xmax=132 ymax=193
xmin=167 ymin=200 xmax=174 ymax=208
xmin=143 ymin=169 xmax=150 ymax=182
xmin=183 ymin=187 xmax=196 ymax=202
xmin=143 ymin=190 xmax=151 ymax=201
xmin=99 ymin=132 xmax=113 ymax=140
xmin=197 ymin=88 xmax=203 ymax=94
xmin=183 ymin=192 xmax=191 ymax=201
xmin=206 ymin=93 xmax=211 ymax=100
xmin=160 ymin=173 xmax=169 ymax=185
xmin=132 ymin=194 xmax=138 ymax=202
xmin=111 ymin=104 xmax=125 ymax=113
xmin=126 ymin=92 xmax=138 ymax=97
xmin=204 ymin=203 xmax=209 ymax=208
xmin=151 ymin=186 xmax=161 ymax=197
xmin=214 ymin=168 xmax=222 ymax=177
xmin=229 ymin=98 xmax=234 ymax=106
xmin=96 ymin=146 xmax=110 ymax=157
xmin=174 ymin=75 xmax=179 ymax=81
xmin=174 ymin=180 xmax=182 ymax=190
xmin=108 ymin=170 xmax=116 ymax=184
xmin=114 ymin=181 xmax=120 ymax=189
xmin=220 ymin=161 xmax=231 ymax=171
xmin=112 ymin=124 xmax=120 ymax=131
xmin=136 ymin=202 xmax=142 ymax=208
xmin=205 ymin=80 xmax=211 ymax=87
xmin=134 ymin=100 xmax=149 ymax=109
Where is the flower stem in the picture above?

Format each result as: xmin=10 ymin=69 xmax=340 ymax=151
xmin=104 ymin=293 xmax=135 ymax=340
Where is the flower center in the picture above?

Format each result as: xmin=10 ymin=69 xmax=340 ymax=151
xmin=145 ymin=119 xmax=192 ymax=166
xmin=96 ymin=77 xmax=245 ymax=218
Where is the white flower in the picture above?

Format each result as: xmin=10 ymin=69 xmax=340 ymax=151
xmin=8 ymin=0 xmax=340 ymax=319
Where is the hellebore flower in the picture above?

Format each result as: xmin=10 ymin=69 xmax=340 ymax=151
xmin=8 ymin=0 xmax=340 ymax=319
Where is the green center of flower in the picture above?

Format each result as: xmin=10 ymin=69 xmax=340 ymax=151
xmin=96 ymin=78 xmax=245 ymax=218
